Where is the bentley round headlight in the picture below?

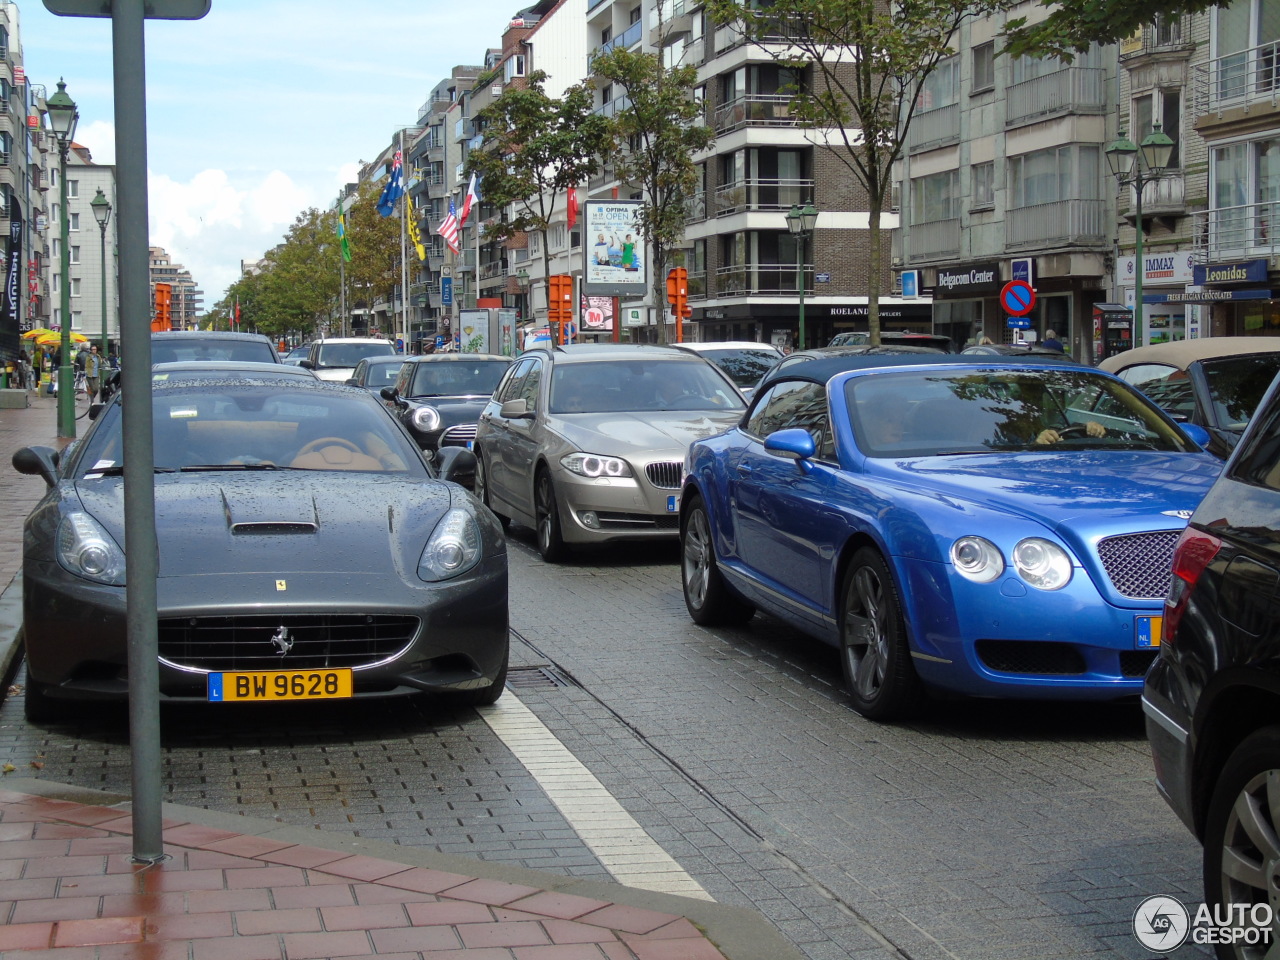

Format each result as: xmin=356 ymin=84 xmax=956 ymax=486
xmin=1012 ymin=537 xmax=1072 ymax=590
xmin=950 ymin=536 xmax=1004 ymax=583
xmin=411 ymin=405 xmax=442 ymax=432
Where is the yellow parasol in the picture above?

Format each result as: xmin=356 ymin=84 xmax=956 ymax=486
xmin=22 ymin=328 xmax=56 ymax=340
xmin=35 ymin=331 xmax=89 ymax=347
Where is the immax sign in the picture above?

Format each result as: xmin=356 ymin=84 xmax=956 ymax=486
xmin=935 ymin=262 xmax=1001 ymax=293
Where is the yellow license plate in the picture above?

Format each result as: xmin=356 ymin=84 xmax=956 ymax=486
xmin=207 ymin=669 xmax=353 ymax=702
xmin=1136 ymin=616 xmax=1162 ymax=649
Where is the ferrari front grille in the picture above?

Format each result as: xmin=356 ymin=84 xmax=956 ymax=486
xmin=157 ymin=614 xmax=419 ymax=672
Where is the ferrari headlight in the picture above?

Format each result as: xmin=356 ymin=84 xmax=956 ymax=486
xmin=560 ymin=452 xmax=632 ymax=479
xmin=950 ymin=536 xmax=1004 ymax=583
xmin=418 ymin=507 xmax=482 ymax=582
xmin=1012 ymin=538 xmax=1073 ymax=590
xmin=56 ymin=512 xmax=126 ymax=585
xmin=411 ymin=405 xmax=442 ymax=432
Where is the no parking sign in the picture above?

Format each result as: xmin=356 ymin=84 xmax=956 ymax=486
xmin=1001 ymin=280 xmax=1036 ymax=316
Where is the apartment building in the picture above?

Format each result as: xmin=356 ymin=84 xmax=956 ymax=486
xmin=62 ymin=146 xmax=116 ymax=348
xmin=148 ymin=246 xmax=202 ymax=331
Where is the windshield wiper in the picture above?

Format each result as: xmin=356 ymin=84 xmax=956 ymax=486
xmin=92 ymin=464 xmax=176 ymax=475
xmin=178 ymin=463 xmax=289 ymax=472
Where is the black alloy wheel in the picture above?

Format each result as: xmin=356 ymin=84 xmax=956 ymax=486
xmin=839 ymin=548 xmax=922 ymax=720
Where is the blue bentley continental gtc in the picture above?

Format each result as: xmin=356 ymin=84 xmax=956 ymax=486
xmin=679 ymin=359 xmax=1223 ymax=720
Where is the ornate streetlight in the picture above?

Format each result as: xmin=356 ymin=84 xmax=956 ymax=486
xmin=47 ymin=79 xmax=79 ymax=438
xmin=516 ymin=267 xmax=530 ymax=321
xmin=91 ymin=187 xmax=112 ymax=360
xmin=785 ymin=202 xmax=819 ymax=351
xmin=1106 ymin=123 xmax=1174 ymax=349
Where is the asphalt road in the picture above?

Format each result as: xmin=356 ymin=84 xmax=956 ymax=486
xmin=0 ymin=522 xmax=1209 ymax=959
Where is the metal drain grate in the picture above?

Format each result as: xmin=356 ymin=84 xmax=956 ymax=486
xmin=505 ymin=665 xmax=572 ymax=690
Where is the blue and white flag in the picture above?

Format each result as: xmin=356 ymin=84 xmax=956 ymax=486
xmin=376 ymin=150 xmax=404 ymax=217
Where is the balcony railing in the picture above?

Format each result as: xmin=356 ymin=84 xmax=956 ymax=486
xmin=714 ymin=94 xmax=797 ymax=134
xmin=686 ymin=192 xmax=707 ymax=223
xmin=714 ymin=263 xmax=810 ymax=297
xmin=906 ymin=217 xmax=961 ymax=261
xmin=714 ymin=178 xmax=813 ymax=216
xmin=1119 ymin=14 xmax=1193 ymax=61
xmin=1006 ymin=67 xmax=1106 ymax=125
xmin=595 ymin=20 xmax=643 ymax=58
xmin=1192 ymin=201 xmax=1280 ymax=263
xmin=907 ymin=103 xmax=959 ymax=153
xmin=1195 ymin=39 xmax=1280 ymax=117
xmin=595 ymin=94 xmax=632 ymax=118
xmin=687 ymin=270 xmax=707 ymax=300
xmin=1006 ymin=199 xmax=1106 ymax=249
xmin=480 ymin=258 xmax=509 ymax=281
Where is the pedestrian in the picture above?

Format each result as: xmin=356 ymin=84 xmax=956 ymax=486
xmin=108 ymin=351 xmax=119 ymax=370
xmin=84 ymin=344 xmax=103 ymax=401
xmin=1041 ymin=329 xmax=1064 ymax=352
xmin=75 ymin=345 xmax=88 ymax=373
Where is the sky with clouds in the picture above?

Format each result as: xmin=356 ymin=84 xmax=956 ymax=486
xmin=16 ymin=0 xmax=521 ymax=309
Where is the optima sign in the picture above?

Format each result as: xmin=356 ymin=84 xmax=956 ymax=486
xmin=935 ymin=262 xmax=1001 ymax=293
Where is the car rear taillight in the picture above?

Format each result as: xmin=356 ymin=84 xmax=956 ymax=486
xmin=1163 ymin=527 xmax=1223 ymax=647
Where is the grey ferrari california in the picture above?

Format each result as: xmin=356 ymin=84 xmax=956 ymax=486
xmin=13 ymin=375 xmax=508 ymax=722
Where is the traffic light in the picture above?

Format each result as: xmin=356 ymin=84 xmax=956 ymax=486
xmin=152 ymin=283 xmax=172 ymax=332
xmin=547 ymin=274 xmax=573 ymax=344
xmin=666 ymin=268 xmax=691 ymax=341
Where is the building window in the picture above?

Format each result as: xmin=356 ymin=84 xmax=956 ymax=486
xmin=973 ymin=42 xmax=995 ymax=92
xmin=917 ymin=56 xmax=959 ymax=110
xmin=630 ymin=5 xmax=641 ymax=23
xmin=69 ymin=212 xmax=80 ymax=231
xmin=911 ymin=170 xmax=960 ymax=222
xmin=52 ymin=274 xmax=59 ymax=293
xmin=71 ymin=311 xmax=82 ymax=330
xmin=601 ymin=25 xmax=612 ymax=44
xmin=70 ymin=278 xmax=81 ymax=297
xmin=504 ymin=55 xmax=526 ymax=82
xmin=1133 ymin=89 xmax=1182 ymax=168
xmin=52 ymin=238 xmax=59 ymax=258
xmin=972 ymin=162 xmax=995 ymax=208
xmin=70 ymin=245 xmax=80 ymax=264
xmin=1008 ymin=145 xmax=1101 ymax=207
xmin=67 ymin=180 xmax=78 ymax=199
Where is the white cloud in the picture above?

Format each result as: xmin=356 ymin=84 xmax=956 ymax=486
xmin=75 ymin=121 xmax=115 ymax=165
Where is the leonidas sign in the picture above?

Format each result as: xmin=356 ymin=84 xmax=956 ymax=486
xmin=935 ymin=262 xmax=1001 ymax=294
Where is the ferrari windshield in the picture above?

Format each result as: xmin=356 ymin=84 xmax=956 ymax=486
xmin=845 ymin=368 xmax=1197 ymax=457
xmin=549 ymin=359 xmax=747 ymax=414
xmin=77 ymin=384 xmax=429 ymax=476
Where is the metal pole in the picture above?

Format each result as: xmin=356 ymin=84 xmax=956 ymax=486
xmin=114 ymin=0 xmax=165 ymax=863
xmin=796 ymin=231 xmax=806 ymax=352
xmin=56 ymin=141 xmax=74 ymax=437
xmin=399 ymin=130 xmax=407 ymax=351
xmin=98 ymin=220 xmax=108 ymax=357
xmin=1133 ymin=175 xmax=1144 ymax=349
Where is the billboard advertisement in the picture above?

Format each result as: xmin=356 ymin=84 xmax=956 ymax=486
xmin=582 ymin=200 xmax=648 ymax=297
xmin=581 ymin=295 xmax=614 ymax=334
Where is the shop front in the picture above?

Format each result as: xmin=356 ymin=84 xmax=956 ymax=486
xmin=693 ymin=300 xmax=934 ymax=349
xmin=1193 ymin=259 xmax=1280 ymax=339
xmin=1118 ymin=253 xmax=1197 ymax=345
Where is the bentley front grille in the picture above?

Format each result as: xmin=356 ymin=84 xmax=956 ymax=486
xmin=157 ymin=614 xmax=420 ymax=672
xmin=1097 ymin=530 xmax=1180 ymax=600
xmin=644 ymin=461 xmax=683 ymax=489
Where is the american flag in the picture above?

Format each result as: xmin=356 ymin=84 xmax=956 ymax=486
xmin=437 ymin=198 xmax=460 ymax=254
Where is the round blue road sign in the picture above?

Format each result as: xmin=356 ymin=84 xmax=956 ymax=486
xmin=1001 ymin=280 xmax=1036 ymax=316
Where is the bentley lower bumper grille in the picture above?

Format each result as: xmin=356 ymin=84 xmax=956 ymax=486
xmin=1120 ymin=650 xmax=1159 ymax=678
xmin=976 ymin=640 xmax=1087 ymax=676
xmin=157 ymin=614 xmax=420 ymax=672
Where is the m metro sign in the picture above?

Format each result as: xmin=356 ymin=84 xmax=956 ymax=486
xmin=43 ymin=0 xmax=209 ymax=17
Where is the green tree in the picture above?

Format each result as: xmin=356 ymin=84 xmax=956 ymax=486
xmin=468 ymin=71 xmax=614 ymax=336
xmin=706 ymin=0 xmax=1003 ymax=346
xmin=345 ymin=176 xmax=405 ymax=329
xmin=1003 ymin=0 xmax=1216 ymax=60
xmin=591 ymin=44 xmax=714 ymax=344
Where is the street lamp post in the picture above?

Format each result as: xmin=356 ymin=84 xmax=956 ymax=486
xmin=786 ymin=202 xmax=819 ymax=351
xmin=516 ymin=267 xmax=529 ymax=320
xmin=91 ymin=188 xmax=112 ymax=360
xmin=1106 ymin=123 xmax=1174 ymax=350
xmin=47 ymin=79 xmax=79 ymax=438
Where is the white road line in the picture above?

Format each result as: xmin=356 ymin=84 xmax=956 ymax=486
xmin=478 ymin=693 xmax=713 ymax=901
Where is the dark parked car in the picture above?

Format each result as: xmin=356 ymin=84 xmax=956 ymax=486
xmin=828 ymin=331 xmax=954 ymax=352
xmin=346 ymin=356 xmax=405 ymax=394
xmin=670 ymin=341 xmax=783 ymax=400
xmin=151 ymin=331 xmax=280 ymax=364
xmin=1100 ymin=337 xmax=1280 ymax=459
xmin=1144 ymin=376 xmax=1280 ymax=956
xmin=961 ymin=343 xmax=1081 ymax=361
xmin=13 ymin=376 xmax=506 ymax=722
xmin=681 ymin=358 xmax=1220 ymax=719
xmin=382 ymin=354 xmax=513 ymax=452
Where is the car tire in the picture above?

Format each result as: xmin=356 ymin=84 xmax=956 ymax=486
xmin=534 ymin=469 xmax=569 ymax=563
xmin=681 ymin=495 xmax=754 ymax=626
xmin=1203 ymin=726 xmax=1280 ymax=959
xmin=23 ymin=674 xmax=62 ymax=724
xmin=474 ymin=448 xmax=509 ymax=531
xmin=839 ymin=549 xmax=922 ymax=721
xmin=460 ymin=647 xmax=509 ymax=707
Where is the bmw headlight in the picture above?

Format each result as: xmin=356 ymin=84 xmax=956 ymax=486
xmin=411 ymin=405 xmax=442 ymax=432
xmin=560 ymin=452 xmax=633 ymax=479
xmin=950 ymin=536 xmax=1004 ymax=583
xmin=418 ymin=507 xmax=482 ymax=582
xmin=1012 ymin=538 xmax=1073 ymax=590
xmin=56 ymin=512 xmax=126 ymax=585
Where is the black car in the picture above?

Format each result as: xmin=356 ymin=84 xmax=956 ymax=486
xmin=12 ymin=375 xmax=506 ymax=721
xmin=382 ymin=354 xmax=513 ymax=452
xmin=151 ymin=331 xmax=281 ymax=364
xmin=961 ymin=343 xmax=1081 ymax=361
xmin=346 ymin=356 xmax=405 ymax=394
xmin=1144 ymin=376 xmax=1280 ymax=957
xmin=828 ymin=331 xmax=954 ymax=352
